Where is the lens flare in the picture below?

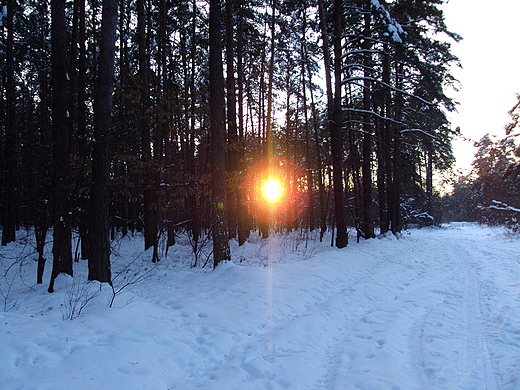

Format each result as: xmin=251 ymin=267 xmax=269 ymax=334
xmin=241 ymin=157 xmax=309 ymax=224
xmin=261 ymin=177 xmax=285 ymax=205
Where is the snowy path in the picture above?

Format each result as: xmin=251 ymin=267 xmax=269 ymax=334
xmin=322 ymin=235 xmax=491 ymax=390
xmin=159 ymin=226 xmax=520 ymax=389
xmin=164 ymin=227 xmax=520 ymax=390
xmin=2 ymin=224 xmax=520 ymax=389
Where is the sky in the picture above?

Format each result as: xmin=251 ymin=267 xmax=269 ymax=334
xmin=441 ymin=0 xmax=520 ymax=173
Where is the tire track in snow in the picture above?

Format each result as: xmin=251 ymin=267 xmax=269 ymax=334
xmin=443 ymin=239 xmax=498 ymax=390
xmin=321 ymin=234 xmax=494 ymax=390
xmin=444 ymin=230 xmax=520 ymax=389
xmin=164 ymin=228 xmax=517 ymax=389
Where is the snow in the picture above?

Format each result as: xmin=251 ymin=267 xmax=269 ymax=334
xmin=2 ymin=224 xmax=520 ymax=389
xmin=489 ymin=200 xmax=520 ymax=214
xmin=370 ymin=0 xmax=405 ymax=43
xmin=0 ymin=6 xmax=6 ymax=27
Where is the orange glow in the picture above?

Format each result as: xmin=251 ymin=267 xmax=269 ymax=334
xmin=260 ymin=176 xmax=285 ymax=205
xmin=241 ymin=157 xmax=309 ymax=224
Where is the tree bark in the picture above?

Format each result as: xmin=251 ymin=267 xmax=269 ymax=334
xmin=35 ymin=1 xmax=52 ymax=282
xmin=88 ymin=0 xmax=117 ymax=284
xmin=2 ymin=0 xmax=17 ymax=245
xmin=319 ymin=0 xmax=348 ymax=247
xmin=377 ymin=51 xmax=391 ymax=234
xmin=361 ymin=10 xmax=375 ymax=239
xmin=425 ymin=146 xmax=433 ymax=221
xmin=210 ymin=0 xmax=231 ymax=267
xmin=49 ymin=0 xmax=73 ymax=293
xmin=300 ymin=11 xmax=314 ymax=231
xmin=317 ymin=0 xmax=333 ymax=241
xmin=265 ymin=0 xmax=276 ymax=161
xmin=236 ymin=0 xmax=249 ymax=246
xmin=259 ymin=0 xmax=277 ymax=239
xmin=331 ymin=0 xmax=348 ymax=247
xmin=186 ymin=0 xmax=201 ymax=256
xmin=226 ymin=0 xmax=239 ymax=239
xmin=390 ymin=63 xmax=403 ymax=233
xmin=138 ymin=0 xmax=158 ymax=260
xmin=77 ymin=0 xmax=90 ymax=260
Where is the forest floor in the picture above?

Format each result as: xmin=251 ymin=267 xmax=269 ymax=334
xmin=1 ymin=223 xmax=520 ymax=389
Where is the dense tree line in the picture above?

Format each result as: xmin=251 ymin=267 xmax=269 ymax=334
xmin=0 ymin=0 xmax=460 ymax=287
xmin=445 ymin=94 xmax=520 ymax=231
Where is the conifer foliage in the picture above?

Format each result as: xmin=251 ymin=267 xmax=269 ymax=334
xmin=469 ymin=95 xmax=520 ymax=231
xmin=443 ymin=95 xmax=520 ymax=231
xmin=0 ymin=0 xmax=460 ymax=283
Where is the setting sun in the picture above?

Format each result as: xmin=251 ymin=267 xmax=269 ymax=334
xmin=241 ymin=157 xmax=309 ymax=224
xmin=261 ymin=177 xmax=285 ymax=205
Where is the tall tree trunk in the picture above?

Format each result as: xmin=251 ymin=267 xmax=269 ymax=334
xmin=330 ymin=0 xmax=348 ymax=247
xmin=301 ymin=75 xmax=314 ymax=231
xmin=138 ymin=0 xmax=158 ymax=260
xmin=390 ymin=63 xmax=403 ymax=233
xmin=77 ymin=0 xmax=90 ymax=259
xmin=186 ymin=0 xmax=200 ymax=255
xmin=377 ymin=51 xmax=391 ymax=234
xmin=88 ymin=0 xmax=117 ymax=284
xmin=307 ymin=9 xmax=332 ymax=241
xmin=226 ymin=0 xmax=239 ymax=239
xmin=318 ymin=0 xmax=333 ymax=117
xmin=49 ymin=0 xmax=73 ymax=293
xmin=425 ymin=145 xmax=433 ymax=221
xmin=2 ymin=0 xmax=16 ymax=245
xmin=284 ymin=68 xmax=292 ymax=156
xmin=376 ymin=114 xmax=388 ymax=233
xmin=300 ymin=11 xmax=314 ymax=231
xmin=236 ymin=0 xmax=249 ymax=246
xmin=385 ymin=59 xmax=396 ymax=234
xmin=258 ymin=0 xmax=277 ymax=239
xmin=347 ymin=121 xmax=363 ymax=237
xmin=119 ymin=0 xmax=131 ymax=240
xmin=361 ymin=10 xmax=375 ymax=239
xmin=310 ymin=91 xmax=326 ymax=240
xmin=209 ymin=0 xmax=231 ymax=267
xmin=159 ymin=0 xmax=175 ymax=249
xmin=319 ymin=0 xmax=348 ymax=247
xmin=69 ymin=0 xmax=80 ymax=142
xmin=265 ymin=0 xmax=276 ymax=161
xmin=35 ymin=1 xmax=51 ymax=282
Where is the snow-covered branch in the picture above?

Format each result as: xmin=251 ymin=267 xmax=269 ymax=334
xmin=370 ymin=0 xmax=406 ymax=43
xmin=487 ymin=200 xmax=520 ymax=213
xmin=400 ymin=128 xmax=440 ymax=140
xmin=342 ymin=76 xmax=434 ymax=107
xmin=342 ymin=107 xmax=403 ymax=125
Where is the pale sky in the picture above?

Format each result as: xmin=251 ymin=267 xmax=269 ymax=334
xmin=441 ymin=0 xmax=520 ymax=173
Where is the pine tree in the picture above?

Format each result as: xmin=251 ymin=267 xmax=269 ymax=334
xmin=210 ymin=0 xmax=231 ymax=267
xmin=88 ymin=0 xmax=118 ymax=284
xmin=1 ymin=0 xmax=17 ymax=246
xmin=48 ymin=0 xmax=73 ymax=293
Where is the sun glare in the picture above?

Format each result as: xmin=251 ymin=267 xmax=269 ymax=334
xmin=241 ymin=157 xmax=309 ymax=224
xmin=261 ymin=177 xmax=285 ymax=205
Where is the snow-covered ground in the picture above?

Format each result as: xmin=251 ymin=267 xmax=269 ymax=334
xmin=2 ymin=223 xmax=520 ymax=390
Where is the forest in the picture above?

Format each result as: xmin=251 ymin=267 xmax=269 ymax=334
xmin=4 ymin=0 xmax=516 ymax=290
